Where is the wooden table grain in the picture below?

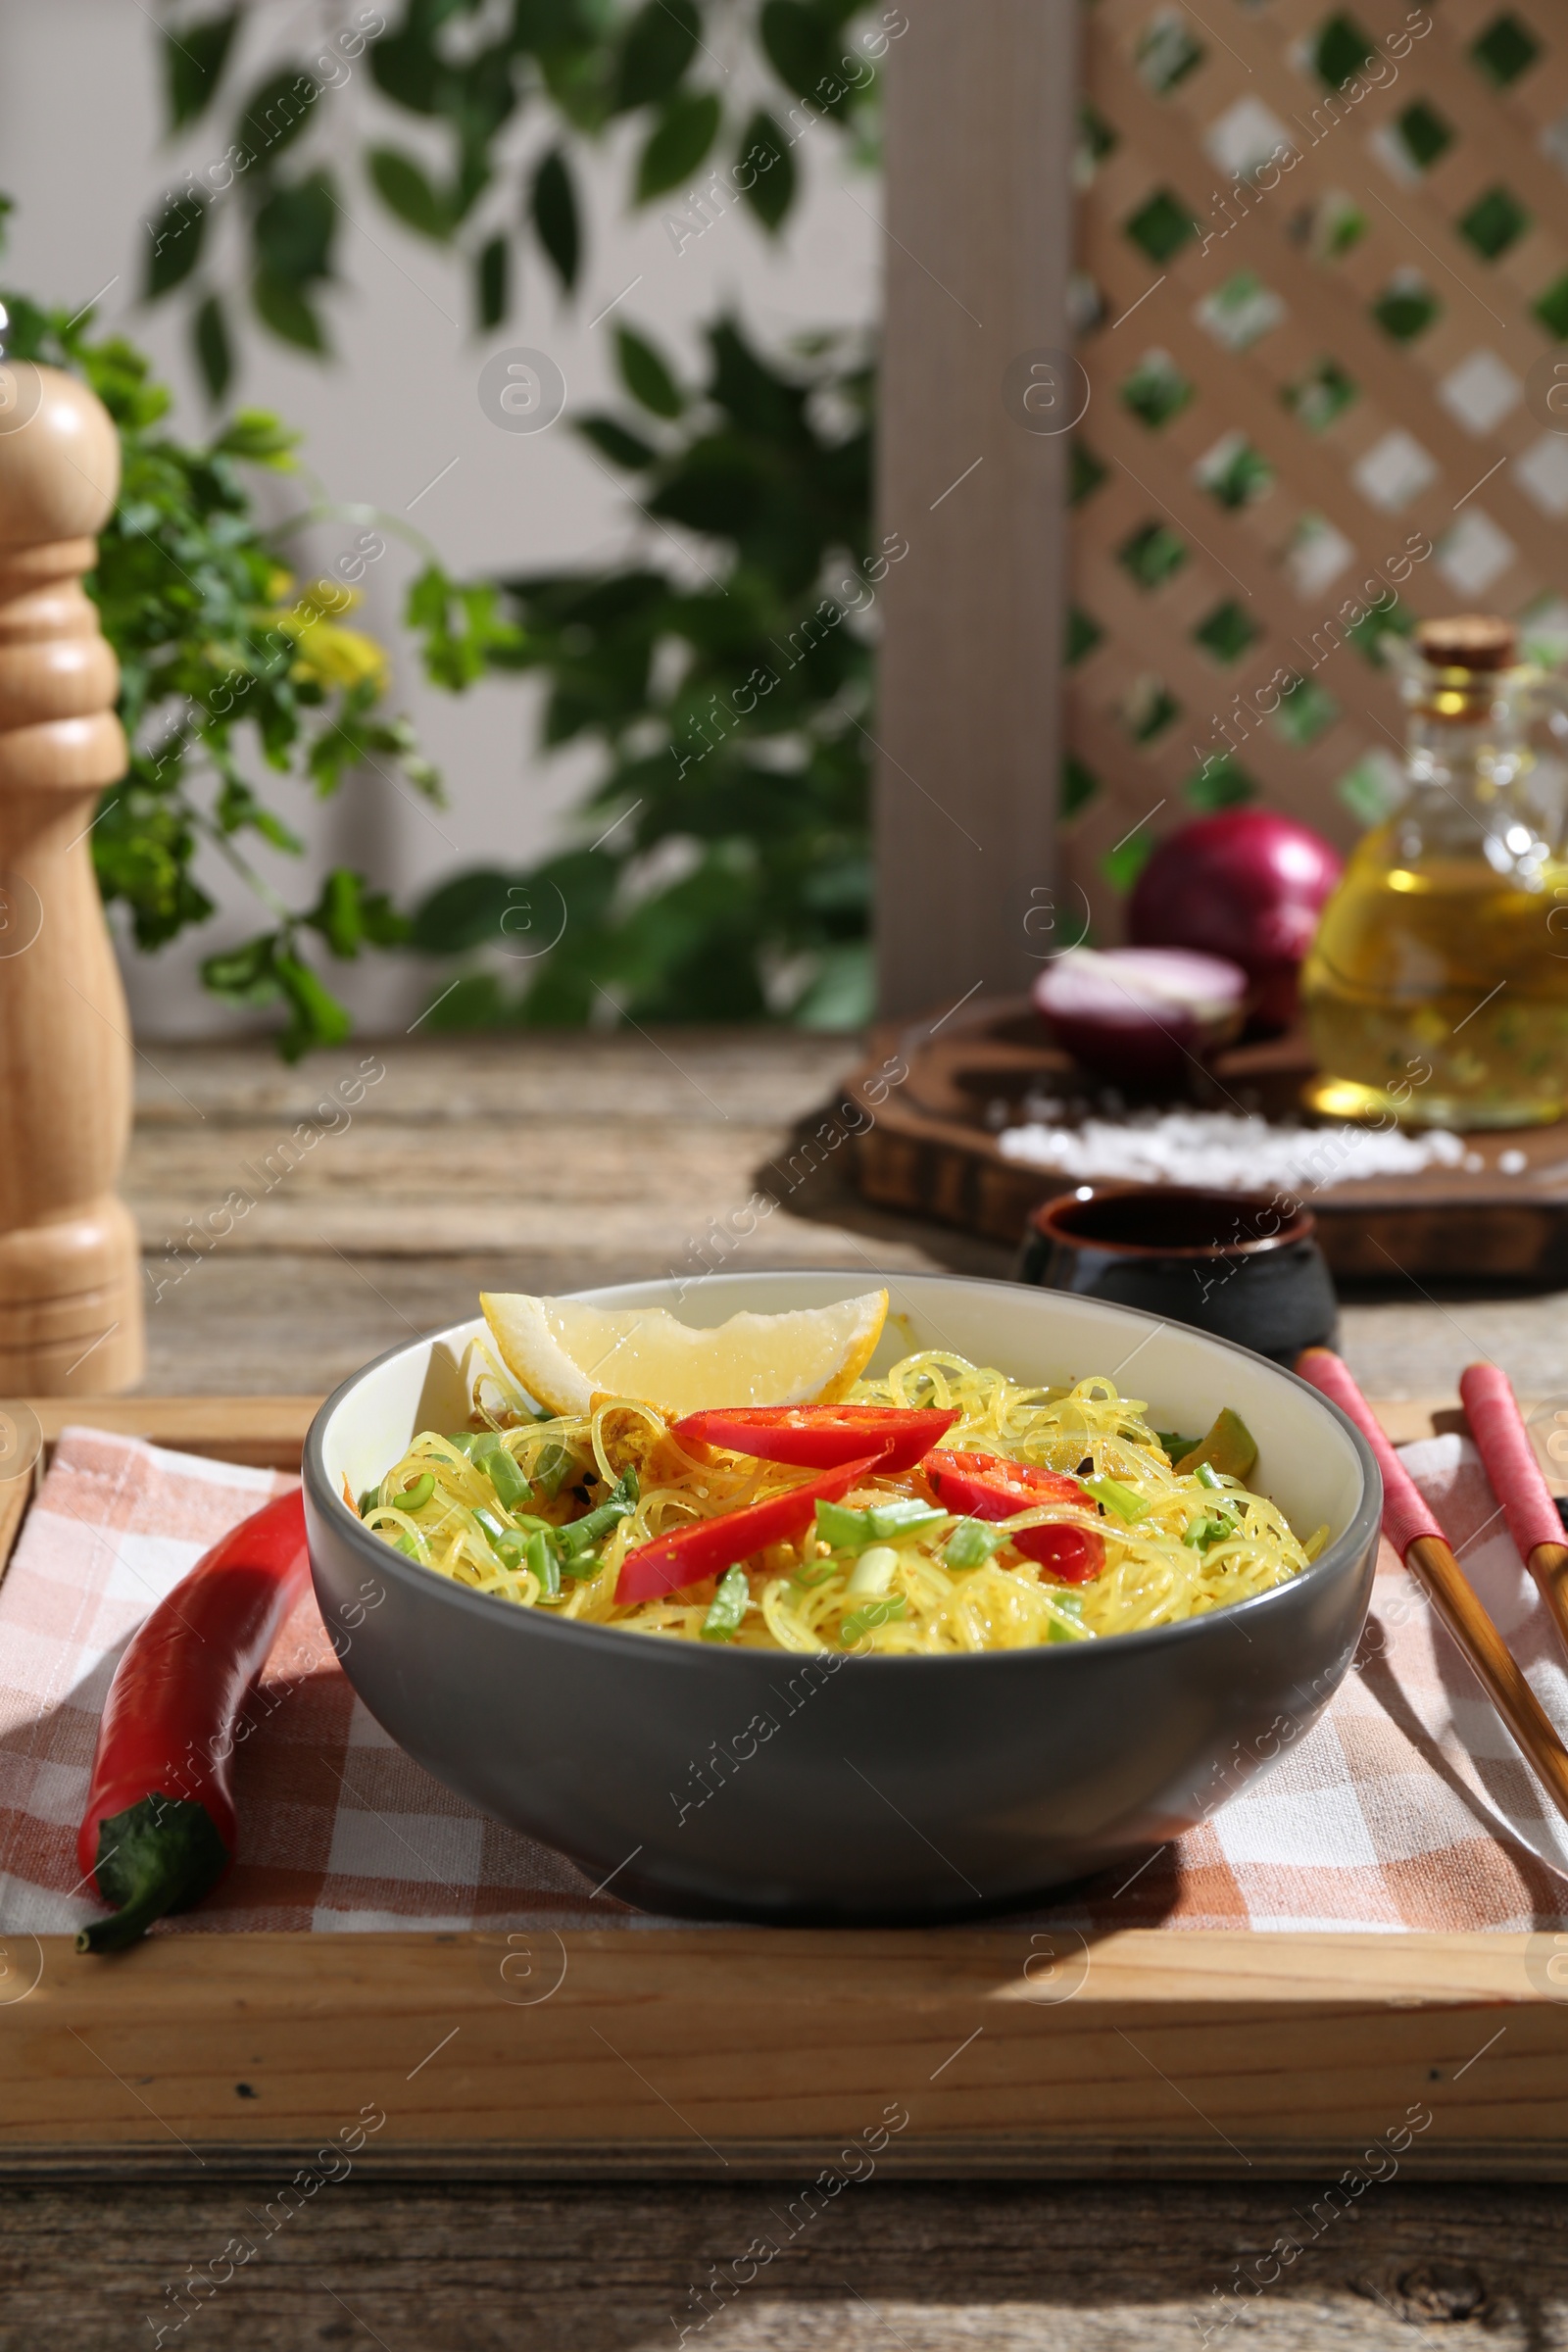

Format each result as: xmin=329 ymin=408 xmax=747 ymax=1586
xmin=14 ymin=1030 xmax=1568 ymax=2351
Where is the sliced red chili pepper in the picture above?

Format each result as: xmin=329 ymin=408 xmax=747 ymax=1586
xmin=616 ymin=1451 xmax=888 ymax=1605
xmin=926 ymin=1449 xmax=1105 ymax=1583
xmin=1016 ymin=1524 xmax=1103 ymax=1585
xmin=672 ymin=1404 xmax=957 ymax=1477
xmin=75 ymin=1490 xmax=310 ymax=1954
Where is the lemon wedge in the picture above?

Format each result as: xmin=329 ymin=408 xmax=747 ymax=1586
xmin=479 ymin=1289 xmax=889 ymax=1417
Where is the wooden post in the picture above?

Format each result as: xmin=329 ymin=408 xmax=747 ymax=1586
xmin=0 ymin=355 xmax=143 ymax=1394
xmin=873 ymin=0 xmax=1079 ymax=1018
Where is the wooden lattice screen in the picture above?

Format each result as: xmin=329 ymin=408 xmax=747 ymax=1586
xmin=1065 ymin=0 xmax=1568 ymax=932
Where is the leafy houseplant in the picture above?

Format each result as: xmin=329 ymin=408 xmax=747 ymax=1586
xmin=0 ymin=200 xmax=442 ymax=1059
xmin=408 ymin=317 xmax=888 ymax=1026
xmin=143 ymin=0 xmax=902 ymax=1026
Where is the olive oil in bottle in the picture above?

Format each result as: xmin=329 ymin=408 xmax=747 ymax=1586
xmin=1301 ymin=615 xmax=1568 ymax=1128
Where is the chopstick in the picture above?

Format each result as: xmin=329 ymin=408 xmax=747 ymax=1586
xmin=1459 ymin=1363 xmax=1568 ymax=1662
xmin=1297 ymin=1347 xmax=1568 ymax=1830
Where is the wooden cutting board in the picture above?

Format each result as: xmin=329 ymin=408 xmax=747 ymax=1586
xmin=5 ymin=1394 xmax=1568 ymax=2182
xmin=848 ymin=1000 xmax=1568 ymax=1279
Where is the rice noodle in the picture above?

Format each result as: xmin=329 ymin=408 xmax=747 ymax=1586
xmin=357 ymin=1351 xmax=1315 ymax=1653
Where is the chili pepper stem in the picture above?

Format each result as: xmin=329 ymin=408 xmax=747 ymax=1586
xmin=75 ymin=1795 xmax=231 ymax=1956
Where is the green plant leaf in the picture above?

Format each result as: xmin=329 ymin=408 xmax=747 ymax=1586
xmin=252 ymin=265 xmax=327 ymax=351
xmin=530 ymin=148 xmax=580 ymax=291
xmin=234 ymin=67 xmax=320 ymax=172
xmin=306 ymin=867 xmax=411 ymax=957
xmin=636 ymin=90 xmax=721 ymax=201
xmin=212 ymin=408 xmax=300 ymax=466
xmin=613 ymin=0 xmax=700 ymax=111
xmin=737 ymin=111 xmax=795 ymax=231
xmin=615 ymin=324 xmax=682 ymax=417
xmin=201 ymin=933 xmax=279 ymax=1005
xmin=368 ymin=147 xmax=452 ymax=240
xmin=476 ymin=234 xmax=510 ymax=328
xmin=144 ymin=192 xmax=208 ymax=300
xmin=254 ymin=172 xmax=336 ymax=283
xmin=577 ymin=415 xmax=661 ymax=469
xmin=409 ymin=867 xmax=518 ymax=955
xmin=272 ymin=949 xmax=353 ymax=1059
xmin=192 ymin=293 xmax=232 ymax=404
xmin=760 ymin=0 xmax=849 ymax=110
xmin=166 ymin=11 xmax=240 ymax=128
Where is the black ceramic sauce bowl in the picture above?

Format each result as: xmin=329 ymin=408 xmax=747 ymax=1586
xmin=1018 ymin=1186 xmax=1340 ymax=1366
xmin=303 ymin=1271 xmax=1379 ymax=1924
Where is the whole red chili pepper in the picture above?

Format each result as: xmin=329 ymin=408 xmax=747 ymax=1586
xmin=75 ymin=1489 xmax=309 ymax=1954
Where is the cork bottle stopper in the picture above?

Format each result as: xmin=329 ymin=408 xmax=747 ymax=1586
xmin=1414 ymin=614 xmax=1517 ymax=672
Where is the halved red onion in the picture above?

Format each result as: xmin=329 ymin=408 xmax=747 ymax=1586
xmin=1032 ymin=947 xmax=1250 ymax=1089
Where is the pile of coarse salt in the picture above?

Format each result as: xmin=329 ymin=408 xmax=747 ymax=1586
xmin=997 ymin=1107 xmax=1480 ymax=1194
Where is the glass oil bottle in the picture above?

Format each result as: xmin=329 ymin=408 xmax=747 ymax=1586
xmin=1301 ymin=615 xmax=1568 ymax=1128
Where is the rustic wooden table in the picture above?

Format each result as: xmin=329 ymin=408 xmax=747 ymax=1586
xmin=13 ymin=1031 xmax=1568 ymax=2350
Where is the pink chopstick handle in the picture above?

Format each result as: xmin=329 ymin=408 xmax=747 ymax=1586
xmin=1297 ymin=1348 xmax=1446 ymax=1561
xmin=1460 ymin=1364 xmax=1565 ymax=1564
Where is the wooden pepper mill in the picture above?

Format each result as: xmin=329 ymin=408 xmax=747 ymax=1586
xmin=0 ymin=339 xmax=143 ymax=1393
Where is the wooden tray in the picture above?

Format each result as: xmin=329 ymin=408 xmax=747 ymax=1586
xmin=6 ymin=1396 xmax=1568 ymax=2182
xmin=848 ymin=1000 xmax=1568 ymax=1280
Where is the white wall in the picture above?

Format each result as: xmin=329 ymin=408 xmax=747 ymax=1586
xmin=0 ymin=1 xmax=880 ymax=1031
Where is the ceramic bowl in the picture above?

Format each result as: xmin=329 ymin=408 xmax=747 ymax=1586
xmin=1017 ymin=1185 xmax=1340 ymax=1367
xmin=303 ymin=1271 xmax=1379 ymax=1924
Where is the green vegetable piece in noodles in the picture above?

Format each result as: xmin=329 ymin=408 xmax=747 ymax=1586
xmin=702 ymin=1564 xmax=750 ymax=1642
xmin=814 ymin=1497 xmax=871 ymax=1552
xmin=1083 ymin=1474 xmax=1150 ymax=1522
xmin=475 ymin=1441 xmax=532 ymax=1510
xmin=560 ymin=1466 xmax=639 ymax=1555
xmin=397 ymin=1473 xmax=435 ymax=1512
xmin=526 ymin=1528 xmax=562 ymax=1598
xmin=1153 ymin=1430 xmax=1200 ymax=1463
xmin=842 ymin=1595 xmax=907 ymax=1642
xmin=531 ymin=1441 xmax=575 ymax=1500
xmin=944 ymin=1518 xmax=1004 ymax=1570
xmin=863 ymin=1497 xmax=945 ymax=1541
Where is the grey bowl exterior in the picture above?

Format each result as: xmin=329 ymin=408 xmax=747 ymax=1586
xmin=303 ymin=1275 xmax=1382 ymax=1924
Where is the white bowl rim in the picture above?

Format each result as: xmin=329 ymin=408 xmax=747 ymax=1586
xmin=303 ymin=1267 xmax=1383 ymax=1672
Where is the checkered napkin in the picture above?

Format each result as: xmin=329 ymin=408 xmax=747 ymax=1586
xmin=3 ymin=1425 xmax=1568 ymax=1938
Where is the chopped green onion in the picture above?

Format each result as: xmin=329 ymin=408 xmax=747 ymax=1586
xmin=559 ymin=1467 xmax=639 ymax=1556
xmin=397 ymin=1473 xmax=435 ymax=1512
xmin=474 ymin=1506 xmax=525 ymax=1569
xmin=531 ymin=1441 xmax=576 ymax=1501
xmin=1153 ymin=1430 xmax=1200 ymax=1463
xmin=393 ymin=1532 xmax=422 ymax=1560
xmin=446 ymin=1431 xmax=481 ymax=1454
xmin=814 ymin=1497 xmax=872 ymax=1553
xmin=701 ymin=1564 xmax=751 ymax=1642
xmin=842 ymin=1594 xmax=907 ymax=1642
xmin=1047 ymin=1595 xmax=1087 ymax=1643
xmin=864 ymin=1497 xmax=946 ymax=1542
xmin=525 ymin=1528 xmax=562 ymax=1597
xmin=944 ymin=1518 xmax=1004 ymax=1571
xmin=1184 ymin=1506 xmax=1237 ymax=1550
xmin=791 ymin=1560 xmax=838 ymax=1590
xmin=1083 ymin=1474 xmax=1149 ymax=1523
xmin=847 ymin=1544 xmax=899 ymax=1598
xmin=473 ymin=1441 xmax=532 ymax=1510
xmin=1194 ymin=1460 xmax=1227 ymax=1493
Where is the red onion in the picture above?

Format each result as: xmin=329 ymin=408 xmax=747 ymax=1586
xmin=1033 ymin=948 xmax=1249 ymax=1090
xmin=1128 ymin=810 xmax=1343 ymax=1034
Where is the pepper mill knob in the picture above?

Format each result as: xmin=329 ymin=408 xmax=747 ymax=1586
xmin=0 ymin=349 xmax=144 ymax=1393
